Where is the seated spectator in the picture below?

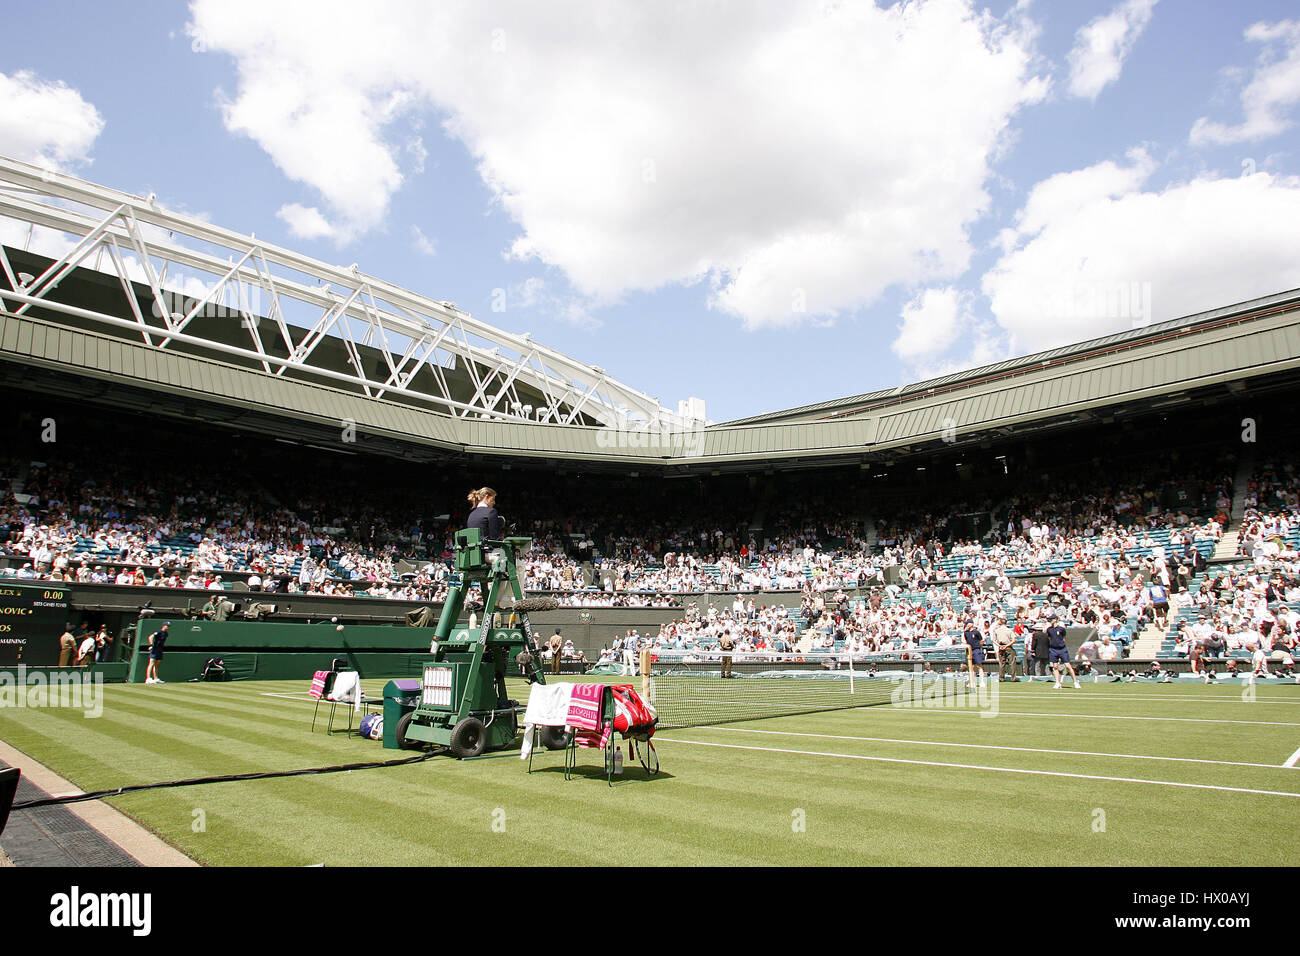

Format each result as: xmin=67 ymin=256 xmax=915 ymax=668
xmin=1096 ymin=635 xmax=1120 ymax=662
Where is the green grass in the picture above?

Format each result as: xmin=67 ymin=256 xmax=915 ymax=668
xmin=1 ymin=677 xmax=1298 ymax=865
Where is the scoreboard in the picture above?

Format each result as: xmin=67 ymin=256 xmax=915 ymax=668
xmin=0 ymin=583 xmax=72 ymax=666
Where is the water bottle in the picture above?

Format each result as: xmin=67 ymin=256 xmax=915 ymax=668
xmin=613 ymin=746 xmax=624 ymax=775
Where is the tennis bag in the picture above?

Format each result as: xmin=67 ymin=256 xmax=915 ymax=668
xmin=609 ymin=684 xmax=657 ymax=741
xmin=199 ymin=658 xmax=228 ymax=682
xmin=359 ymin=713 xmax=384 ymax=741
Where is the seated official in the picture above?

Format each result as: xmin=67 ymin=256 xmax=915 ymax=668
xmin=466 ymin=486 xmax=504 ymax=539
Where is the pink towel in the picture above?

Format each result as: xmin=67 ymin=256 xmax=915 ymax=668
xmin=309 ymin=671 xmax=330 ymax=699
xmin=567 ymin=683 xmax=605 ymax=732
xmin=573 ymin=726 xmax=613 ymax=749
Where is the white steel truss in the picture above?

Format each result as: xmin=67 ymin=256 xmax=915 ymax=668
xmin=0 ymin=155 xmax=698 ymax=429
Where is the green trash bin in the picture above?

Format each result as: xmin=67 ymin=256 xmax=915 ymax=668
xmin=382 ymin=679 xmax=422 ymax=749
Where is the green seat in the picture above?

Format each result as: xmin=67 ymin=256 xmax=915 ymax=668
xmin=454 ymin=528 xmax=487 ymax=573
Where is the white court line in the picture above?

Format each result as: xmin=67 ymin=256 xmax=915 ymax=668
xmin=259 ymin=692 xmax=318 ymax=703
xmin=698 ymin=726 xmax=1292 ymax=770
xmin=879 ymin=708 xmax=1300 ymax=727
xmin=659 ymin=737 xmax=1300 ymax=799
xmin=990 ymin=692 xmax=1300 ymax=705
xmin=1284 ymin=745 xmax=1300 ymax=769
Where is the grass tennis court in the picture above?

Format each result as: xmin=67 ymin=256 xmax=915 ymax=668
xmin=2 ymin=677 xmax=1298 ymax=866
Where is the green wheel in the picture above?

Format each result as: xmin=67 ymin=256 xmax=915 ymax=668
xmin=449 ymin=716 xmax=487 ymax=758
xmin=394 ymin=712 xmax=421 ymax=751
xmin=540 ymin=726 xmax=570 ymax=751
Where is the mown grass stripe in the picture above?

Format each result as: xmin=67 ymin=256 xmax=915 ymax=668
xmin=662 ymin=737 xmax=1300 ymax=799
xmin=696 ymin=725 xmax=1296 ymax=770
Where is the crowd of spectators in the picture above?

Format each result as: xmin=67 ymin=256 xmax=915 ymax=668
xmin=0 ymin=446 xmax=1239 ymax=607
xmin=2 ymin=407 xmax=1294 ymax=670
xmin=1148 ymin=458 xmax=1300 ymax=677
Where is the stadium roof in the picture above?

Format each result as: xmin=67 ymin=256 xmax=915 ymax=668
xmin=0 ymin=155 xmax=699 ymax=432
xmin=720 ymin=287 xmax=1300 ymax=427
xmin=4 ymin=157 xmax=1300 ymax=473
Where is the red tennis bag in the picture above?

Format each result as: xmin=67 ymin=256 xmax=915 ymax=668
xmin=609 ymin=684 xmax=657 ymax=741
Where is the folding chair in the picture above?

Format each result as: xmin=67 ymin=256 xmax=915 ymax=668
xmin=522 ymin=683 xmax=615 ymax=783
xmin=310 ymin=658 xmax=349 ymax=732
xmin=563 ymin=685 xmax=618 ymax=786
xmin=309 ymin=669 xmax=337 ymax=731
xmin=324 ymin=671 xmax=364 ymax=734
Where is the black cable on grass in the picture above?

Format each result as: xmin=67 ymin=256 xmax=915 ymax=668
xmin=10 ymin=749 xmax=446 ymax=812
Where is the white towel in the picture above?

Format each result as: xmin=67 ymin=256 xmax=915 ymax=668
xmin=329 ymin=671 xmax=360 ymax=705
xmin=524 ymin=682 xmax=574 ymax=727
xmin=521 ymin=725 xmax=534 ymax=760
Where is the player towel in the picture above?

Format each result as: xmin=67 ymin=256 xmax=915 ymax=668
xmin=524 ymin=682 xmax=574 ymax=727
xmin=567 ymin=683 xmax=605 ymax=732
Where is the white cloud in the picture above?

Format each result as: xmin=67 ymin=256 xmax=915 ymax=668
xmin=996 ymin=146 xmax=1157 ymax=251
xmin=892 ymin=287 xmax=1014 ymax=380
xmin=907 ymin=321 xmax=1013 ymax=381
xmin=189 ymin=0 xmax=1048 ymax=328
xmin=893 ymin=287 xmax=967 ymax=359
xmin=1066 ymin=0 xmax=1158 ymax=101
xmin=511 ymin=276 xmax=547 ymax=311
xmin=406 ymin=136 xmax=428 ymax=174
xmin=983 ymin=154 xmax=1300 ymax=354
xmin=276 ymin=203 xmax=337 ymax=240
xmin=1190 ymin=19 xmax=1300 ymax=145
xmin=192 ymin=8 xmax=409 ymax=236
xmin=0 ymin=70 xmax=104 ymax=170
xmin=507 ymin=276 xmax=598 ymax=329
xmin=411 ymin=224 xmax=437 ymax=257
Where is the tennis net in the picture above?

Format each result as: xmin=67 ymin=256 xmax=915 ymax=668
xmin=643 ymin=653 xmax=898 ymax=729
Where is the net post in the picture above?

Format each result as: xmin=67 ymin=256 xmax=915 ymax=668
xmin=640 ymin=646 xmax=651 ymax=701
xmin=848 ymin=647 xmax=855 ymax=695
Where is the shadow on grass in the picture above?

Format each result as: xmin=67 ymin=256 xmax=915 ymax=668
xmin=522 ymin=763 xmax=675 ymax=784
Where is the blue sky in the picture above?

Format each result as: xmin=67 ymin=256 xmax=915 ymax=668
xmin=2 ymin=0 xmax=1299 ymax=423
